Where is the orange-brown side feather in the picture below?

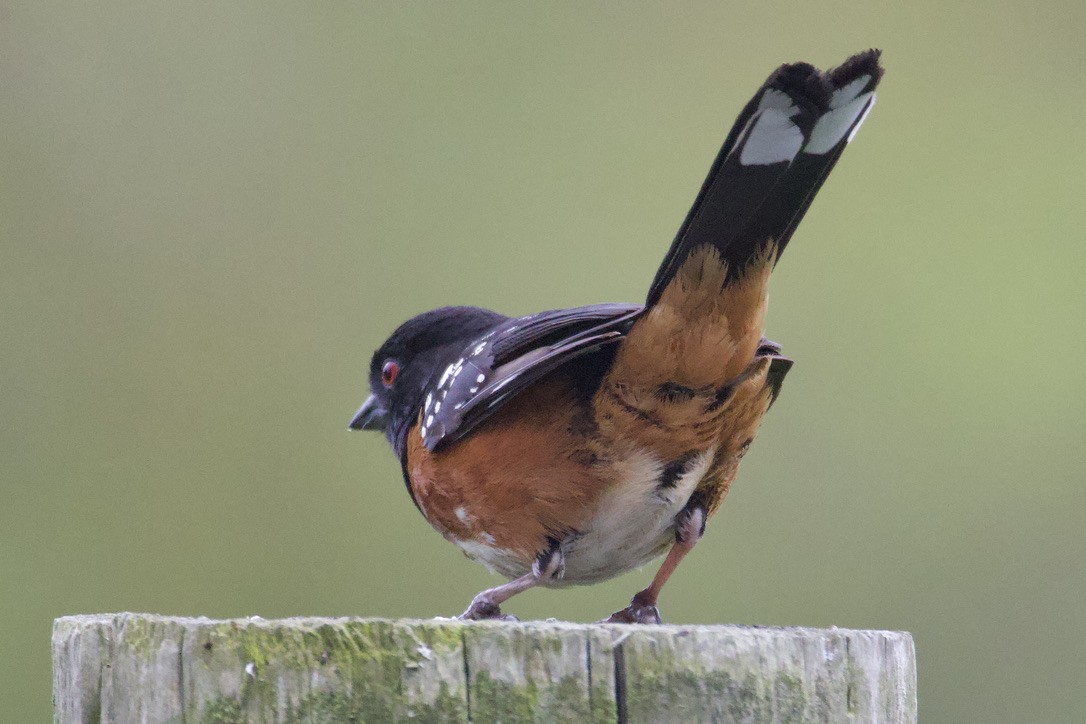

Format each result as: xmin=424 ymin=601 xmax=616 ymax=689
xmin=593 ymin=242 xmax=776 ymax=461
xmin=692 ymin=355 xmax=781 ymax=518
xmin=405 ymin=376 xmax=609 ymax=572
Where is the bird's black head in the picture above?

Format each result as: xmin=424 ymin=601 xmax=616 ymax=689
xmin=349 ymin=306 xmax=507 ymax=456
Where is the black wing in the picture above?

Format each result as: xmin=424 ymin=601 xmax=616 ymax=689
xmin=419 ymin=303 xmax=643 ymax=450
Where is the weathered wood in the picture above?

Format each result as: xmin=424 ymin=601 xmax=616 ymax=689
xmin=53 ymin=613 xmax=916 ymax=723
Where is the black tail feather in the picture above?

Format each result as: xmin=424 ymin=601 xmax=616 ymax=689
xmin=646 ymin=50 xmax=883 ymax=307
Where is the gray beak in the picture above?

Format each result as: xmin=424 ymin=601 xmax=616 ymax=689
xmin=348 ymin=395 xmax=388 ymax=431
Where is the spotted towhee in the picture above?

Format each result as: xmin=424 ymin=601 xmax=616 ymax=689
xmin=350 ymin=50 xmax=882 ymax=623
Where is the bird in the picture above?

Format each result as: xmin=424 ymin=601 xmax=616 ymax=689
xmin=349 ymin=50 xmax=883 ymax=623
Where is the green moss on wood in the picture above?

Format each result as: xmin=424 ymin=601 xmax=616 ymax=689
xmin=206 ymin=683 xmax=463 ymax=724
xmin=624 ymin=665 xmax=774 ymax=722
xmin=588 ymin=682 xmax=618 ymax=724
xmin=471 ymin=671 xmax=595 ymax=722
xmin=287 ymin=692 xmax=355 ymax=723
xmin=186 ymin=619 xmax=469 ymax=722
xmin=550 ymin=673 xmax=594 ymax=721
xmin=471 ymin=671 xmax=538 ymax=721
xmin=620 ymin=639 xmax=840 ymax=722
xmin=117 ymin=614 xmax=173 ymax=659
xmin=201 ymin=698 xmax=243 ymax=724
xmin=773 ymin=672 xmax=805 ymax=723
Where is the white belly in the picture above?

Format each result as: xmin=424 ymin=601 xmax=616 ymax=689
xmin=446 ymin=446 xmax=716 ymax=584
xmin=559 ymin=446 xmax=716 ymax=584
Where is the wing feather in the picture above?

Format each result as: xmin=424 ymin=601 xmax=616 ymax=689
xmin=420 ymin=304 xmax=642 ymax=450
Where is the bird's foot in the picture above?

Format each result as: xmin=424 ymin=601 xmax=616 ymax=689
xmin=458 ymin=596 xmax=519 ymax=622
xmin=600 ymin=603 xmax=662 ymax=625
xmin=600 ymin=592 xmax=662 ymax=624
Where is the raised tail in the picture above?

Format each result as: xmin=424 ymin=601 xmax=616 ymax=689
xmin=646 ymin=50 xmax=883 ymax=307
xmin=593 ymin=51 xmax=882 ymax=461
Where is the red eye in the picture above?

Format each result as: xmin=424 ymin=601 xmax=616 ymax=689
xmin=381 ymin=360 xmax=399 ymax=387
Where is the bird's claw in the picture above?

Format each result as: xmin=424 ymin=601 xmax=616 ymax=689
xmin=458 ymin=599 xmax=519 ymax=622
xmin=600 ymin=603 xmax=662 ymax=625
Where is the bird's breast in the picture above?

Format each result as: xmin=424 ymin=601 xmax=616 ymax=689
xmin=403 ymin=373 xmax=724 ymax=584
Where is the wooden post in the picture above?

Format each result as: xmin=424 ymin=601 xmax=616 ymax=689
xmin=53 ymin=613 xmax=916 ymax=722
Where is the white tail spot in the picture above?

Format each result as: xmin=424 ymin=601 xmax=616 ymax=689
xmin=805 ymin=92 xmax=875 ymax=154
xmin=739 ymin=109 xmax=804 ymax=166
xmin=846 ymin=96 xmax=876 ymax=144
xmin=830 ymin=75 xmax=871 ymax=109
xmin=758 ymin=88 xmax=798 ymax=112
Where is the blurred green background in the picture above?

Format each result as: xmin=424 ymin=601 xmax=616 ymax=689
xmin=3 ymin=1 xmax=1085 ymax=721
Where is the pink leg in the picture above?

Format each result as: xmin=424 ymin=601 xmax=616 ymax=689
xmin=459 ymin=540 xmax=566 ymax=621
xmin=459 ymin=573 xmax=538 ymax=621
xmin=601 ymin=506 xmax=705 ymax=624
